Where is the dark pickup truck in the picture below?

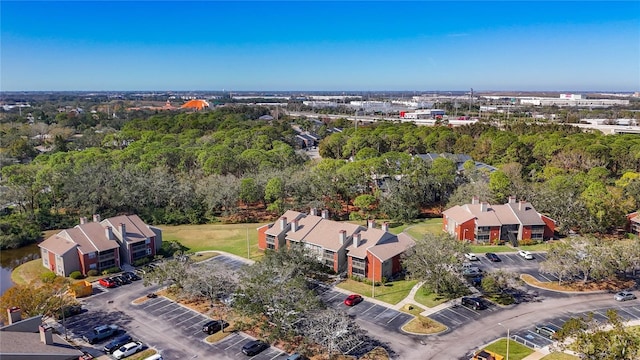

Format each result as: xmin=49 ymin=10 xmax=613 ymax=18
xmin=82 ymin=324 xmax=119 ymax=344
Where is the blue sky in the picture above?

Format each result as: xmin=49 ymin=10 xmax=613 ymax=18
xmin=1 ymin=1 xmax=639 ymax=91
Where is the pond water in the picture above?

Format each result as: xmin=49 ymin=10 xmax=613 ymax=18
xmin=0 ymin=244 xmax=41 ymax=296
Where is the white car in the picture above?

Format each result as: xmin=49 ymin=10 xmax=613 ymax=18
xmin=113 ymin=341 xmax=143 ymax=359
xmin=518 ymin=250 xmax=534 ymax=260
xmin=464 ymin=253 xmax=479 ymax=261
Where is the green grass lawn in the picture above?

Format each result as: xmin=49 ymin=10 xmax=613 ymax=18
xmin=413 ymin=285 xmax=450 ymax=308
xmin=11 ymin=259 xmax=51 ymax=285
xmin=158 ymin=223 xmax=268 ymax=260
xmin=403 ymin=218 xmax=444 ymax=239
xmin=519 ymin=242 xmax=553 ymax=251
xmin=483 ymin=339 xmax=534 ymax=360
xmin=468 ymin=245 xmax=517 ymax=254
xmin=540 ymin=353 xmax=579 ymax=360
xmin=336 ymin=278 xmax=418 ymax=305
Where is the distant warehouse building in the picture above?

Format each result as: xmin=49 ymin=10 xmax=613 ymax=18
xmin=519 ymin=94 xmax=629 ymax=107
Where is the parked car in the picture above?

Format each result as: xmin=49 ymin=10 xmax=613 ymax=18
xmin=111 ymin=276 xmax=124 ymax=286
xmin=113 ymin=341 xmax=143 ymax=359
xmin=241 ymin=340 xmax=269 ymax=356
xmin=116 ymin=275 xmax=131 ymax=284
xmin=103 ymin=334 xmax=133 ymax=354
xmin=535 ymin=324 xmax=561 ymax=339
xmin=518 ymin=250 xmax=534 ymax=260
xmin=123 ymin=271 xmax=141 ymax=281
xmin=614 ymin=291 xmax=637 ymax=302
xmin=464 ymin=253 xmax=479 ymax=261
xmin=202 ymin=320 xmax=229 ymax=334
xmin=344 ymin=294 xmax=363 ymax=306
xmin=99 ymin=277 xmax=117 ymax=288
xmin=461 ymin=297 xmax=486 ymax=310
xmin=485 ymin=253 xmax=501 ymax=262
xmin=82 ymin=324 xmax=119 ymax=344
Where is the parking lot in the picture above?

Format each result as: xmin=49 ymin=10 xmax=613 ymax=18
xmin=470 ymin=251 xmax=562 ymax=282
xmin=508 ymin=304 xmax=640 ymax=349
xmin=427 ymin=298 xmax=501 ymax=332
xmin=314 ymin=285 xmax=414 ymax=334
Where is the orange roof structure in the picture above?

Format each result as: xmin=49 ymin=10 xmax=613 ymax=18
xmin=180 ymin=99 xmax=210 ymax=110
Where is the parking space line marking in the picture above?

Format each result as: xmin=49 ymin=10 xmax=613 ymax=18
xmin=616 ymin=307 xmax=637 ymax=320
xmin=527 ymin=330 xmax=553 ymax=342
xmin=387 ymin=312 xmax=401 ymax=324
xmin=360 ymin=304 xmax=376 ymax=314
xmin=431 ymin=312 xmax=460 ymax=324
xmin=175 ymin=313 xmax=201 ymax=326
xmin=154 ymin=301 xmax=176 ymax=312
xmin=225 ymin=336 xmax=246 ymax=350
xmin=270 ymin=351 xmax=284 ymax=359
xmin=453 ymin=307 xmax=476 ymax=318
xmin=165 ymin=309 xmax=189 ymax=321
xmin=326 ymin=292 xmax=341 ymax=301
xmin=373 ymin=307 xmax=391 ymax=319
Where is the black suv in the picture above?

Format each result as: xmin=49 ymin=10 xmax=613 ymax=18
xmin=103 ymin=334 xmax=132 ymax=353
xmin=461 ymin=297 xmax=486 ymax=310
xmin=202 ymin=320 xmax=229 ymax=335
xmin=242 ymin=340 xmax=269 ymax=356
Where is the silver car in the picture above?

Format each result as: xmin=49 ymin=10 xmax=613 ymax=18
xmin=614 ymin=291 xmax=637 ymax=302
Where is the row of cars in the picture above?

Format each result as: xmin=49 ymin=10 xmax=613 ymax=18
xmin=464 ymin=249 xmax=535 ymax=262
xmin=98 ymin=271 xmax=141 ymax=288
xmin=82 ymin=324 xmax=155 ymax=359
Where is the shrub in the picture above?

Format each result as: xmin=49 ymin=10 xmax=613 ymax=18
xmin=87 ymin=269 xmax=98 ymax=277
xmin=103 ymin=267 xmax=121 ymax=274
xmin=69 ymin=271 xmax=84 ymax=279
xmin=133 ymin=257 xmax=151 ymax=267
xmin=40 ymin=271 xmax=56 ymax=283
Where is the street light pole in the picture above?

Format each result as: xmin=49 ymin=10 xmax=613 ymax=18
xmin=498 ymin=323 xmax=509 ymax=360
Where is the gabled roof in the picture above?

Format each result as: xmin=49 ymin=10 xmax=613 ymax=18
xmin=265 ymin=210 xmax=306 ymax=236
xmin=442 ymin=205 xmax=476 ymax=224
xmin=345 ymin=227 xmax=414 ymax=261
xmin=38 ymin=233 xmax=78 ymax=256
xmin=505 ymin=201 xmax=546 ymax=226
xmin=368 ymin=232 xmax=416 ymax=262
xmin=102 ymin=214 xmax=156 ymax=243
xmin=67 ymin=223 xmax=120 ymax=254
xmin=300 ymin=219 xmax=363 ymax=251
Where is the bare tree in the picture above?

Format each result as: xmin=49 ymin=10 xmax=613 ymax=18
xmin=302 ymin=308 xmax=367 ymax=359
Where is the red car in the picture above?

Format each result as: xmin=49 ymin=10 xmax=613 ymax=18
xmin=344 ymin=294 xmax=363 ymax=306
xmin=99 ymin=277 xmax=117 ymax=288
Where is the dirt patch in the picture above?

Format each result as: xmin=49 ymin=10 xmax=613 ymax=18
xmin=521 ymin=274 xmax=636 ymax=292
xmin=132 ymin=296 xmax=153 ymax=305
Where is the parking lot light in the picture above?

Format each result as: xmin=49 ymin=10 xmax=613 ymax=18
xmin=498 ymin=322 xmax=509 ymax=360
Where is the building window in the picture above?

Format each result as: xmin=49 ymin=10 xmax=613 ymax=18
xmin=89 ymin=263 xmax=97 ymax=269
xmin=266 ymin=243 xmax=275 ymax=250
xmin=42 ymin=249 xmax=48 ymax=255
xmin=43 ymin=257 xmax=49 ymax=266
xmin=145 ymin=239 xmax=150 ymax=244
xmin=88 ymin=252 xmax=96 ymax=259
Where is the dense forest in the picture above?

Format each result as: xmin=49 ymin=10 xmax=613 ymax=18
xmin=1 ymin=104 xmax=640 ymax=249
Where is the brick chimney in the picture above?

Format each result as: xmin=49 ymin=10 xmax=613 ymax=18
xmin=382 ymin=222 xmax=389 ymax=232
xmin=291 ymin=218 xmax=299 ymax=232
xmin=310 ymin=208 xmax=318 ymax=216
xmin=120 ymin=223 xmax=126 ymax=240
xmin=338 ymin=230 xmax=347 ymax=245
xmin=93 ymin=214 xmax=101 ymax=222
xmin=472 ymin=196 xmax=479 ymax=205
xmin=508 ymin=196 xmax=516 ymax=204
xmin=105 ymin=226 xmax=114 ymax=240
xmin=39 ymin=324 xmax=53 ymax=345
xmin=480 ymin=202 xmax=488 ymax=212
xmin=80 ymin=217 xmax=88 ymax=225
xmin=321 ymin=209 xmax=329 ymax=219
xmin=368 ymin=219 xmax=376 ymax=229
xmin=353 ymin=232 xmax=361 ymax=247
xmin=279 ymin=217 xmax=287 ymax=231
xmin=7 ymin=306 xmax=21 ymax=324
